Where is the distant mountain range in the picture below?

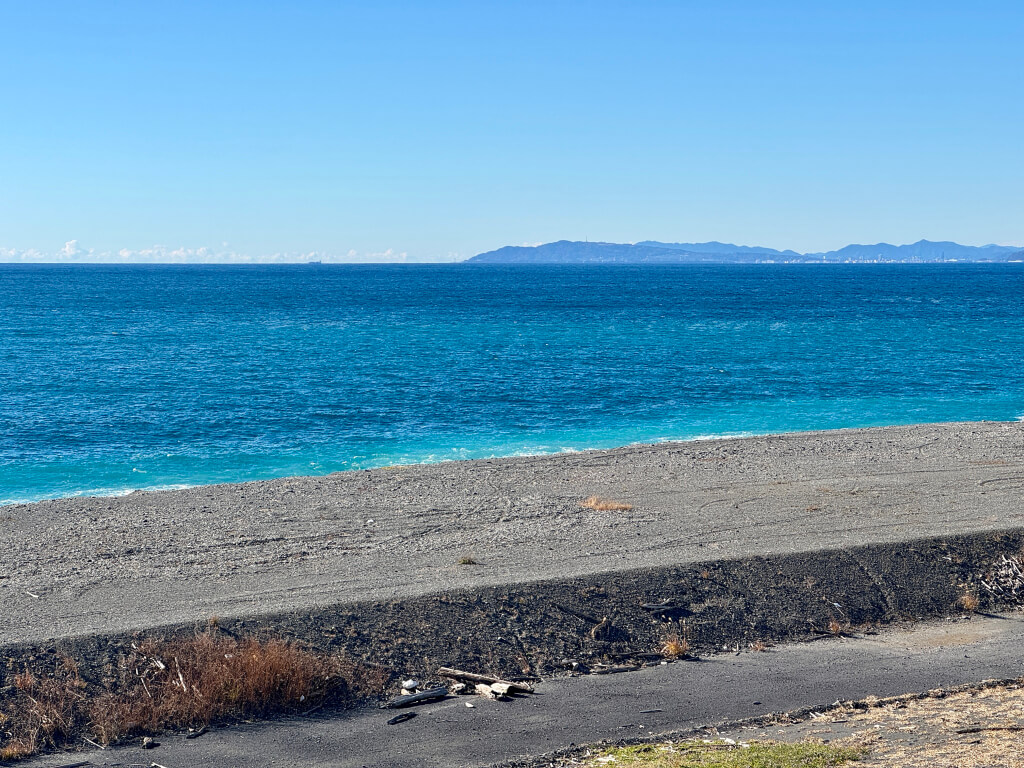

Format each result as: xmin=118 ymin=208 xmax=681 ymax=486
xmin=468 ymin=240 xmax=1024 ymax=264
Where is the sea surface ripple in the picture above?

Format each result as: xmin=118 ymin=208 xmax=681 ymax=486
xmin=2 ymin=263 xmax=1023 ymax=505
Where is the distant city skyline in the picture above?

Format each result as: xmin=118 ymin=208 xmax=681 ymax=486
xmin=2 ymin=1 xmax=1022 ymax=262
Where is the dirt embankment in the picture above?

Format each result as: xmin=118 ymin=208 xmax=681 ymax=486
xmin=4 ymin=530 xmax=1023 ymax=709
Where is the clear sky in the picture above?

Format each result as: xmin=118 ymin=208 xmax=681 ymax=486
xmin=2 ymin=1 xmax=1022 ymax=262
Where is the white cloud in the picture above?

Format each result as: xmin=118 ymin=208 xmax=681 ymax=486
xmin=0 ymin=243 xmax=463 ymax=263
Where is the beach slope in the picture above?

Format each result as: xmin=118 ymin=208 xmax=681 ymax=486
xmin=3 ymin=421 xmax=1023 ymax=648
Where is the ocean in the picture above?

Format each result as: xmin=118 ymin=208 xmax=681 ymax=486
xmin=2 ymin=263 xmax=1023 ymax=506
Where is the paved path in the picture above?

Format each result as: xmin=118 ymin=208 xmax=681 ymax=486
xmin=26 ymin=612 xmax=1024 ymax=768
xmin=4 ymin=421 xmax=1024 ymax=646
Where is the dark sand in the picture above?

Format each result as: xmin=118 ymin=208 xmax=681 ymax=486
xmin=3 ymin=421 xmax=1024 ymax=648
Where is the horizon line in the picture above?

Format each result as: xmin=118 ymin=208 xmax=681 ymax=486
xmin=3 ymin=237 xmax=1023 ymax=265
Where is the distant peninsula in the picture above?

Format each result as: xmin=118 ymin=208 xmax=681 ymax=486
xmin=468 ymin=240 xmax=1024 ymax=264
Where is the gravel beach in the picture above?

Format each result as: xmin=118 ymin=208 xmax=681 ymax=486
xmin=3 ymin=421 xmax=1024 ymax=649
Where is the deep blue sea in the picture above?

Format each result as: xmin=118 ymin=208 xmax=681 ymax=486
xmin=3 ymin=263 xmax=1024 ymax=506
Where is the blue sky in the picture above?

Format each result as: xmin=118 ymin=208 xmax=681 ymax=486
xmin=1 ymin=1 xmax=1022 ymax=262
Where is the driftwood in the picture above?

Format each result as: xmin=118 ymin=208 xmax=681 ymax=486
xmin=383 ymin=686 xmax=448 ymax=709
xmin=437 ymin=667 xmax=534 ymax=693
xmin=609 ymin=651 xmax=662 ymax=660
xmin=386 ymin=712 xmax=417 ymax=725
xmin=641 ymin=600 xmax=674 ymax=610
xmin=185 ymin=725 xmax=208 ymax=739
xmin=475 ymin=683 xmax=501 ymax=700
xmin=589 ymin=616 xmax=612 ymax=640
xmin=591 ymin=663 xmax=643 ymax=675
xmin=552 ymin=603 xmax=601 ymax=624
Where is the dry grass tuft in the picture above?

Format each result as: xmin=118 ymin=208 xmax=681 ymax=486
xmin=96 ymin=633 xmax=363 ymax=739
xmin=0 ymin=740 xmax=34 ymax=761
xmin=749 ymin=639 xmax=771 ymax=652
xmin=457 ymin=556 xmax=479 ymax=566
xmin=580 ymin=495 xmax=633 ymax=512
xmin=958 ymin=590 xmax=980 ymax=612
xmin=660 ymin=632 xmax=690 ymax=659
xmin=0 ymin=656 xmax=85 ymax=758
xmin=0 ymin=632 xmax=384 ymax=759
xmin=827 ymin=618 xmax=844 ymax=635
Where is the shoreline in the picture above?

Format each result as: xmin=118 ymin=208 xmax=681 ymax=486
xmin=3 ymin=418 xmax=1009 ymax=509
xmin=5 ymin=435 xmax=765 ymax=509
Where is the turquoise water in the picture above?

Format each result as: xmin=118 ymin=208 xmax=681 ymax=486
xmin=2 ymin=263 xmax=1024 ymax=506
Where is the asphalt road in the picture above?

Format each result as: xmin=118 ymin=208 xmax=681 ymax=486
xmin=24 ymin=611 xmax=1024 ymax=768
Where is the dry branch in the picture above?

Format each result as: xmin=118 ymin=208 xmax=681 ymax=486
xmin=436 ymin=667 xmax=534 ymax=693
xmin=383 ymin=686 xmax=448 ymax=709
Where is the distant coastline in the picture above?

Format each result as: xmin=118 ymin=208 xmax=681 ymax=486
xmin=468 ymin=239 xmax=1024 ymax=264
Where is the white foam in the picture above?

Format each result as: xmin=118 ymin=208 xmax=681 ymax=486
xmin=0 ymin=483 xmax=197 ymax=508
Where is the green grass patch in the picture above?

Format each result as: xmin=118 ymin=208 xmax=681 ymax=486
xmin=580 ymin=740 xmax=865 ymax=768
